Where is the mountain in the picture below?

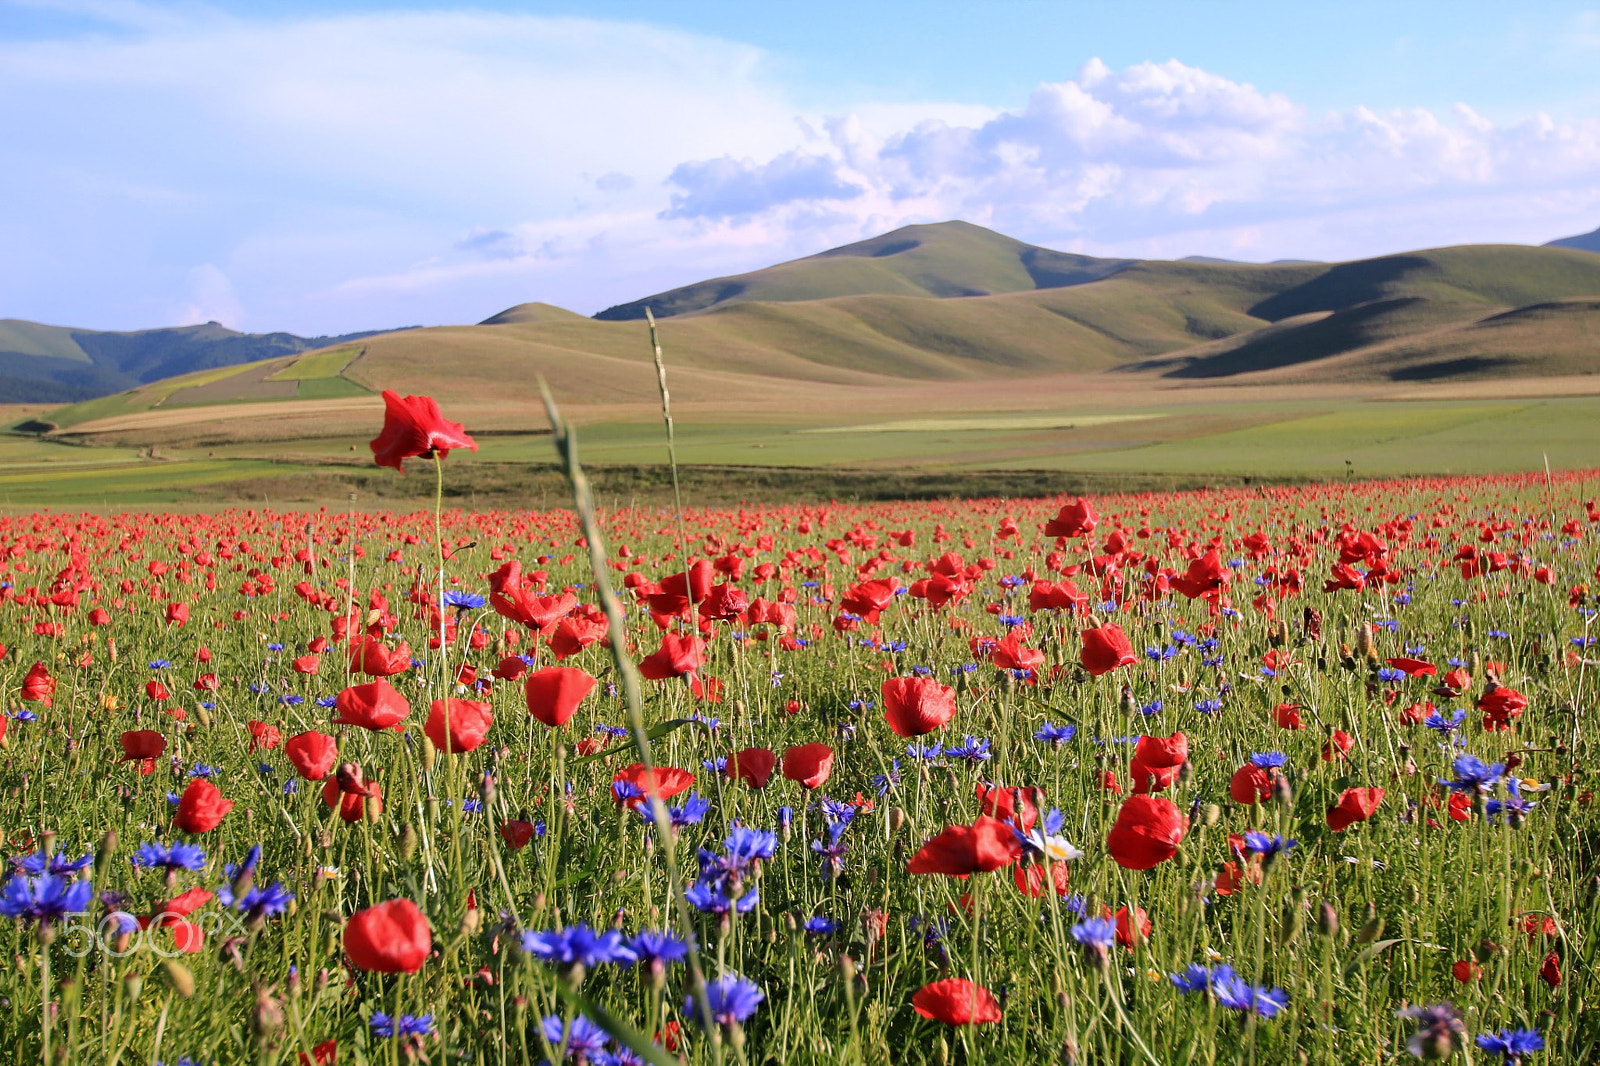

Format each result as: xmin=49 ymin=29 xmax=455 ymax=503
xmin=0 ymin=319 xmax=404 ymax=403
xmin=40 ymin=223 xmax=1600 ymax=442
xmin=1546 ymin=225 xmax=1600 ymax=254
xmin=593 ymin=221 xmax=1134 ymax=320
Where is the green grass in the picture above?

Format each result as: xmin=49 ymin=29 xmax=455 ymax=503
xmin=268 ymin=346 xmax=361 ymax=381
xmin=296 ymin=376 xmax=372 ymax=399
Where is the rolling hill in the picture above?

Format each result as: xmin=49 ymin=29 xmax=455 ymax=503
xmin=35 ymin=221 xmax=1600 ymax=446
xmin=593 ymin=220 xmax=1135 ymax=319
xmin=0 ymin=319 xmax=402 ymax=403
xmin=1546 ymin=225 xmax=1600 ymax=254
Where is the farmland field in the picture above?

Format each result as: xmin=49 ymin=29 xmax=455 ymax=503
xmin=0 ymin=391 xmax=1593 ymax=1064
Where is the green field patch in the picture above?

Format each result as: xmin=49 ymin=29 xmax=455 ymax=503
xmin=296 ymin=376 xmax=372 ymax=399
xmin=802 ymin=413 xmax=1161 ymax=434
xmin=268 ymin=346 xmax=361 ymax=381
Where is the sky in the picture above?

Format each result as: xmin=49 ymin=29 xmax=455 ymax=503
xmin=5 ymin=0 xmax=1600 ymax=335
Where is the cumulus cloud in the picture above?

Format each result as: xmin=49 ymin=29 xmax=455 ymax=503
xmin=3 ymin=8 xmax=1600 ymax=333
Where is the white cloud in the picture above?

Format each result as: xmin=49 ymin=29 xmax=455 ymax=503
xmin=3 ymin=8 xmax=1600 ymax=333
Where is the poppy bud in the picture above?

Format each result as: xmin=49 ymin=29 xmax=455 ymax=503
xmin=479 ymin=772 xmax=497 ymax=809
xmin=96 ymin=829 xmax=118 ymax=882
xmin=1280 ymin=887 xmax=1306 ymax=943
xmin=251 ymin=987 xmax=285 ymax=1038
xmin=421 ymin=736 xmax=438 ymax=774
xmin=1356 ymin=903 xmax=1384 ymax=944
xmin=195 ymin=705 xmax=212 ymax=729
xmin=1355 ymin=622 xmax=1376 ymax=660
xmin=1201 ymin=804 xmax=1221 ymax=827
xmin=162 ymin=959 xmax=196 ymax=999
xmin=1119 ymin=685 xmax=1138 ymax=717
xmin=1317 ymin=901 xmax=1339 ymax=937
xmin=1271 ymin=773 xmax=1294 ymax=804
xmin=1177 ymin=760 xmax=1194 ymax=786
xmin=123 ymin=971 xmax=143 ymax=1002
xmin=397 ymin=824 xmax=418 ymax=862
xmin=888 ymin=807 xmax=906 ymax=834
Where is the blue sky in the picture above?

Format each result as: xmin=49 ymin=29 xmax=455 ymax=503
xmin=5 ymin=0 xmax=1600 ymax=334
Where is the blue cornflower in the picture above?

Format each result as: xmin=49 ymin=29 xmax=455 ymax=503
xmin=688 ymin=974 xmax=764 ymax=1028
xmin=624 ymin=929 xmax=689 ymax=973
xmin=443 ymin=590 xmax=486 ymax=611
xmin=1145 ymin=645 xmax=1178 ymax=662
xmin=1425 ymin=709 xmax=1468 ymax=736
xmin=647 ymin=792 xmax=710 ymax=828
xmin=906 ymin=741 xmax=944 ymax=761
xmin=612 ymin=780 xmax=645 ymax=805
xmin=279 ymin=695 xmax=304 ymax=706
xmin=371 ymin=1012 xmax=435 ymax=1038
xmin=946 ymin=736 xmax=992 ymax=762
xmin=315 ymin=696 xmax=337 ymax=708
xmin=265 ymin=643 xmax=285 ymax=653
xmin=0 ymin=873 xmax=93 ymax=924
xmin=1195 ymin=699 xmax=1223 ymax=715
xmin=282 ymin=780 xmax=299 ymax=795
xmin=11 ymin=709 xmax=37 ymax=723
xmin=131 ymin=842 xmax=207 ymax=872
xmin=1170 ymin=962 xmax=1236 ymax=993
xmin=1034 ymin=721 xmax=1077 ymax=745
xmin=1242 ymin=831 xmax=1296 ymax=858
xmin=1376 ymin=666 xmax=1406 ymax=684
xmin=684 ymin=879 xmax=759 ymax=916
xmin=228 ymin=882 xmax=295 ymax=921
xmin=722 ymin=827 xmax=777 ymax=867
xmin=1485 ymin=780 xmax=1537 ymax=824
xmin=521 ymin=923 xmax=637 ymax=968
xmin=1171 ymin=629 xmax=1195 ymax=646
xmin=818 ymin=798 xmax=858 ymax=825
xmin=701 ymin=756 xmax=728 ymax=774
xmin=148 ymin=660 xmax=173 ymax=669
xmin=12 ymin=850 xmax=92 ymax=876
xmin=540 ymin=1014 xmax=609 ymax=1059
xmin=871 ymin=760 xmax=902 ymax=795
xmin=803 ymin=916 xmax=839 ymax=936
xmin=1475 ymin=1027 xmax=1544 ymax=1064
xmin=1139 ymin=700 xmax=1164 ymax=718
xmin=1070 ymin=918 xmax=1117 ymax=949
xmin=1444 ymin=754 xmax=1505 ymax=793
xmin=777 ymin=806 xmax=793 ymax=831
xmin=1213 ymin=976 xmax=1287 ymax=1017
xmin=463 ymin=799 xmax=483 ymax=814
xmin=188 ymin=764 xmax=218 ymax=778
xmin=811 ymin=831 xmax=849 ymax=878
xmin=594 ymin=724 xmax=631 ymax=739
xmin=224 ymin=845 xmax=262 ymax=882
xmin=1249 ymin=752 xmax=1288 ymax=769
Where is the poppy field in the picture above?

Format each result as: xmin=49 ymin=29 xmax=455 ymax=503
xmin=1 ymin=390 xmax=1596 ymax=1065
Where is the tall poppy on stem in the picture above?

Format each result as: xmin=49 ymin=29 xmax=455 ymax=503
xmin=369 ymin=391 xmax=477 ymax=473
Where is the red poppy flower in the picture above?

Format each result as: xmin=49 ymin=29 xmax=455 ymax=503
xmin=285 ymin=731 xmax=338 ymax=780
xmin=1013 ymin=858 xmax=1071 ymax=898
xmin=523 ymin=666 xmax=596 ymax=728
xmin=1229 ymin=763 xmax=1276 ymax=805
xmin=1385 ymin=656 xmax=1437 ymax=677
xmin=423 ymin=699 xmax=493 ymax=754
xmin=547 ymin=611 xmax=608 ymax=659
xmin=880 ymin=676 xmax=958 ymax=737
xmin=1273 ymin=702 xmax=1304 ymax=730
xmin=499 ymin=820 xmax=536 ymax=849
xmin=247 ymin=720 xmax=282 ymax=752
xmin=906 ymin=816 xmax=1023 ymax=877
xmin=1043 ymin=498 xmax=1097 ymax=539
xmin=1113 ymin=905 xmax=1151 ymax=948
xmin=1105 ymin=795 xmax=1186 ymax=870
xmin=334 ymin=680 xmax=411 ymax=731
xmin=1451 ymin=959 xmax=1481 ymax=982
xmin=491 ymin=654 xmax=529 ymax=681
xmin=164 ymin=602 xmax=189 ymax=627
xmin=19 ymin=661 xmax=54 ymax=703
xmin=1477 ymin=685 xmax=1527 ymax=731
xmin=348 ymin=636 xmax=412 ymax=677
xmin=1079 ymin=625 xmax=1136 ymax=676
xmin=120 ymin=729 xmax=166 ymax=774
xmin=782 ymin=743 xmax=835 ymax=790
xmin=1130 ymin=732 xmax=1187 ymax=795
xmin=1321 ymin=729 xmax=1354 ymax=762
xmin=292 ymin=654 xmax=321 ymax=675
xmin=1326 ymin=787 xmax=1385 ymax=831
xmin=726 ymin=747 xmax=777 ymax=789
xmin=344 ymin=899 xmax=432 ymax=972
xmin=173 ymin=778 xmax=233 ymax=834
xmin=145 ymin=680 xmax=171 ymax=702
xmin=637 ymin=633 xmax=705 ymax=680
xmin=322 ymin=763 xmax=381 ymax=823
xmin=1540 ymin=951 xmax=1562 ymax=988
xmin=612 ymin=763 xmax=694 ymax=806
xmin=976 ymin=782 xmax=1044 ymax=833
xmin=299 ymin=1039 xmax=338 ymax=1066
xmin=911 ymin=978 xmax=1003 ymax=1025
xmin=369 ymin=391 xmax=477 ymax=472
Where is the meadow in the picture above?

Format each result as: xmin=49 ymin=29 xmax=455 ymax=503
xmin=0 ymin=388 xmax=1589 ymax=1065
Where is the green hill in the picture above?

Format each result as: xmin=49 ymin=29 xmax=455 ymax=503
xmin=593 ymin=221 xmax=1134 ymax=320
xmin=40 ymin=225 xmax=1600 ymax=442
xmin=0 ymin=318 xmax=403 ymax=404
